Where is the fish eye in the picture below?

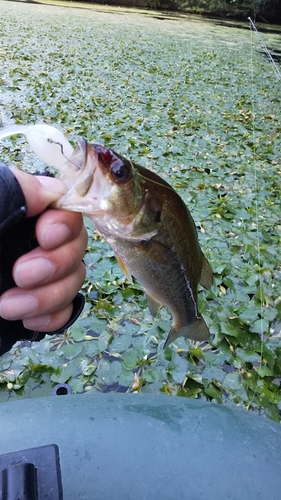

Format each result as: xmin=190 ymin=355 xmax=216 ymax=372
xmin=110 ymin=160 xmax=131 ymax=183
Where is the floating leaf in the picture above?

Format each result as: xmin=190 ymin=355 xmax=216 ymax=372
xmin=122 ymin=349 xmax=139 ymax=370
xmin=71 ymin=325 xmax=87 ymax=342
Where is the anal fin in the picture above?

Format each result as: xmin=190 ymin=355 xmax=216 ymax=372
xmin=145 ymin=292 xmax=162 ymax=317
xmin=199 ymin=253 xmax=213 ymax=290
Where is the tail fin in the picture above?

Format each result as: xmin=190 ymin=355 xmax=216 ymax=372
xmin=164 ymin=317 xmax=210 ymax=348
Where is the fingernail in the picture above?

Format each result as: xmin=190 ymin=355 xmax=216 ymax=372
xmin=42 ymin=223 xmax=71 ymax=248
xmin=14 ymin=258 xmax=55 ymax=287
xmin=0 ymin=294 xmax=38 ymax=319
xmin=23 ymin=315 xmax=51 ymax=329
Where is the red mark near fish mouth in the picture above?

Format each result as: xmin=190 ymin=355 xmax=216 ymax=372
xmin=93 ymin=144 xmax=113 ymax=164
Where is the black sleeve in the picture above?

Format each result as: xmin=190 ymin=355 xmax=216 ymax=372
xmin=0 ymin=165 xmax=27 ymax=236
xmin=0 ymin=164 xmax=85 ymax=356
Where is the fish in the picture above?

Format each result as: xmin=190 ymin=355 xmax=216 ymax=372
xmin=54 ymin=139 xmax=213 ymax=348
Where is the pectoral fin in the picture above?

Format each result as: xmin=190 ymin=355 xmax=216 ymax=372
xmin=138 ymin=240 xmax=174 ymax=266
xmin=199 ymin=253 xmax=213 ymax=290
xmin=131 ymin=191 xmax=162 ymax=237
xmin=164 ymin=317 xmax=210 ymax=348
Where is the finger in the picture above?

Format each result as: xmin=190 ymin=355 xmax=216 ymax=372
xmin=0 ymin=262 xmax=86 ymax=321
xmin=12 ymin=170 xmax=67 ymax=217
xmin=35 ymin=209 xmax=85 ymax=250
xmin=13 ymin=226 xmax=88 ymax=288
xmin=23 ymin=303 xmax=74 ymax=332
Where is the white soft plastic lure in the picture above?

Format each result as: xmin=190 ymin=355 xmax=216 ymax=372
xmin=0 ymin=124 xmax=74 ymax=169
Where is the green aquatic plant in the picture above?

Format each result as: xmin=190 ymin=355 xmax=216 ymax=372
xmin=0 ymin=1 xmax=280 ymax=421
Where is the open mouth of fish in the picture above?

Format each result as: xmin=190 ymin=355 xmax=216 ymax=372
xmin=55 ymin=138 xmax=113 ymax=215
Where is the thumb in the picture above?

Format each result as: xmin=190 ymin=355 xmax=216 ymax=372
xmin=12 ymin=169 xmax=67 ymax=217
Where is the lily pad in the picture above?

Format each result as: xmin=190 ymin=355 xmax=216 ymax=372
xmin=0 ymin=1 xmax=280 ymax=420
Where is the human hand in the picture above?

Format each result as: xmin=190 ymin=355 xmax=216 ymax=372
xmin=0 ymin=170 xmax=87 ymax=332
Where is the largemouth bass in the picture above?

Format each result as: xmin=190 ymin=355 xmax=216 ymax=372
xmin=54 ymin=139 xmax=213 ymax=348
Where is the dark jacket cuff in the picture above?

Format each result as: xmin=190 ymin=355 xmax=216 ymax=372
xmin=0 ymin=164 xmax=85 ymax=356
xmin=0 ymin=165 xmax=27 ymax=237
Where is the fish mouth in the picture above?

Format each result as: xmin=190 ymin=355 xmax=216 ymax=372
xmin=52 ymin=138 xmax=111 ymax=214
